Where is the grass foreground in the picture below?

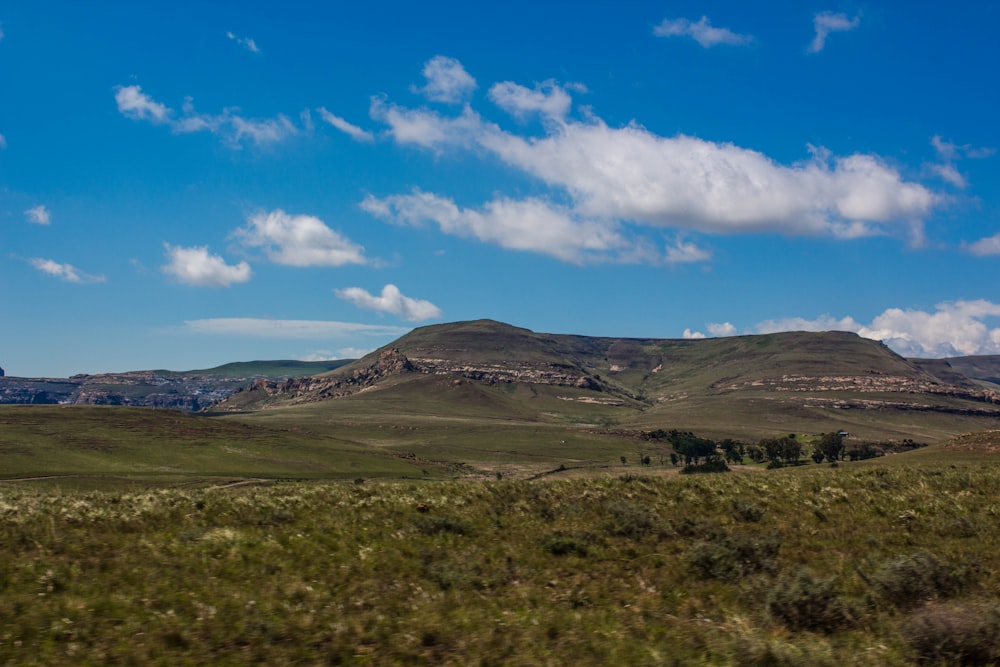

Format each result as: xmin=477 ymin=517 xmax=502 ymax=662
xmin=3 ymin=456 xmax=1000 ymax=665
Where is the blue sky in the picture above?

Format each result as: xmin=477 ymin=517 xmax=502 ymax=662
xmin=2 ymin=1 xmax=999 ymax=377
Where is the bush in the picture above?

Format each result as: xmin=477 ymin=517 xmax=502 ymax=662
xmin=414 ymin=514 xmax=473 ymax=536
xmin=901 ymin=601 xmax=1000 ymax=665
xmin=680 ymin=459 xmax=730 ymax=474
xmin=603 ymin=500 xmax=659 ymax=539
xmin=685 ymin=531 xmax=780 ymax=581
xmin=731 ymin=500 xmax=765 ymax=523
xmin=542 ymin=532 xmax=590 ymax=557
xmin=870 ymin=551 xmax=972 ymax=609
xmin=766 ymin=569 xmax=857 ymax=633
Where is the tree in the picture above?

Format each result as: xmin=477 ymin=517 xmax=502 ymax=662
xmin=818 ymin=432 xmax=845 ymax=462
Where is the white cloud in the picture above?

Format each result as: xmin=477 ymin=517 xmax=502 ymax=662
xmin=965 ymin=232 xmax=1000 ymax=257
xmin=0 ymin=133 xmax=7 ymax=149
xmin=654 ymin=16 xmax=753 ymax=48
xmin=335 ymin=284 xmax=442 ymax=322
xmin=665 ymin=239 xmax=711 ymax=265
xmin=182 ymin=318 xmax=408 ymax=339
xmin=926 ymin=135 xmax=995 ymax=189
xmin=226 ymin=31 xmax=260 ymax=53
xmin=162 ymin=244 xmax=252 ymax=287
xmin=29 ymin=258 xmax=105 ymax=284
xmin=370 ymin=96 xmax=484 ymax=151
xmin=808 ymin=11 xmax=860 ymax=53
xmin=488 ymin=80 xmax=572 ymax=122
xmin=411 ymin=55 xmax=477 ymax=103
xmin=0 ymin=21 xmax=4 ymax=42
xmin=234 ymin=209 xmax=368 ymax=267
xmin=707 ymin=322 xmax=737 ymax=336
xmin=317 ymin=107 xmax=374 ymax=142
xmin=747 ymin=300 xmax=1000 ymax=357
xmin=684 ymin=322 xmax=736 ymax=339
xmin=115 ymin=85 xmax=171 ymax=124
xmin=25 ymin=205 xmax=51 ymax=225
xmin=371 ymin=62 xmax=938 ymax=257
xmin=362 ymin=190 xmax=655 ymax=264
xmin=114 ymin=85 xmax=298 ymax=148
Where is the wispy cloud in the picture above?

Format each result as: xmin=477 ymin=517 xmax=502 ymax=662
xmin=233 ymin=209 xmax=369 ymax=267
xmin=317 ymin=107 xmax=374 ymax=142
xmin=808 ymin=11 xmax=860 ymax=53
xmin=226 ymin=31 xmax=260 ymax=53
xmin=0 ymin=21 xmax=5 ymax=42
xmin=964 ymin=232 xmax=1000 ymax=257
xmin=653 ymin=15 xmax=753 ymax=48
xmin=114 ymin=85 xmax=299 ymax=148
xmin=162 ymin=244 xmax=252 ymax=287
xmin=688 ymin=300 xmax=1000 ymax=357
xmin=182 ymin=318 xmax=408 ymax=340
xmin=25 ymin=205 xmax=51 ymax=225
xmin=411 ymin=55 xmax=477 ymax=103
xmin=335 ymin=284 xmax=442 ymax=322
xmin=926 ymin=135 xmax=995 ymax=189
xmin=29 ymin=258 xmax=105 ymax=284
xmin=0 ymin=133 xmax=7 ymax=149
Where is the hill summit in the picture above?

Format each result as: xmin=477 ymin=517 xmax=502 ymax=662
xmin=214 ymin=320 xmax=1000 ymax=437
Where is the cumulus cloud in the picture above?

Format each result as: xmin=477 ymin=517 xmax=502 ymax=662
xmin=411 ymin=55 xmax=477 ymax=103
xmin=25 ymin=205 xmax=51 ymax=225
xmin=362 ymin=190 xmax=656 ymax=264
xmin=808 ymin=11 xmax=860 ymax=53
xmin=965 ymin=232 xmax=1000 ymax=257
xmin=708 ymin=322 xmax=737 ymax=336
xmin=682 ymin=329 xmax=706 ymax=339
xmin=234 ymin=209 xmax=368 ymax=267
xmin=317 ymin=107 xmax=374 ymax=142
xmin=114 ymin=85 xmax=298 ymax=148
xmin=226 ymin=31 xmax=259 ymax=53
xmin=29 ymin=258 xmax=105 ymax=284
xmin=334 ymin=284 xmax=442 ymax=322
xmin=182 ymin=318 xmax=408 ymax=339
xmin=162 ymin=244 xmax=252 ymax=287
xmin=702 ymin=300 xmax=1000 ymax=357
xmin=372 ymin=66 xmax=937 ymax=243
xmin=654 ymin=16 xmax=753 ymax=48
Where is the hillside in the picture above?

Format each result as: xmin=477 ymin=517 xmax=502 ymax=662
xmin=0 ymin=360 xmax=352 ymax=411
xmin=212 ymin=320 xmax=1000 ymax=443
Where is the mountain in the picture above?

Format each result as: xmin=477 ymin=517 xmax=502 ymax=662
xmin=0 ymin=360 xmax=352 ymax=411
xmin=212 ymin=320 xmax=1000 ymax=440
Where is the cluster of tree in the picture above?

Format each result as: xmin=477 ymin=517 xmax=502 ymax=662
xmin=638 ymin=428 xmax=923 ymax=469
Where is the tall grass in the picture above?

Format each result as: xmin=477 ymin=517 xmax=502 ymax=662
xmin=2 ymin=462 xmax=1000 ymax=664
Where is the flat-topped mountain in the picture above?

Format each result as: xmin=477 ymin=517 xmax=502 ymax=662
xmin=213 ymin=320 xmax=1000 ymax=439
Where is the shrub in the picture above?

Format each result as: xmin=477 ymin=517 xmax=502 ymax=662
xmin=766 ymin=569 xmax=857 ymax=633
xmin=414 ymin=514 xmax=473 ymax=536
xmin=603 ymin=500 xmax=659 ymax=539
xmin=685 ymin=531 xmax=780 ymax=581
xmin=542 ymin=532 xmax=590 ymax=557
xmin=870 ymin=551 xmax=972 ymax=610
xmin=680 ymin=459 xmax=730 ymax=474
xmin=731 ymin=499 xmax=765 ymax=523
xmin=901 ymin=601 xmax=1000 ymax=665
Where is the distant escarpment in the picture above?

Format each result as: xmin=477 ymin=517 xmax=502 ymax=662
xmin=0 ymin=360 xmax=352 ymax=412
xmin=211 ymin=319 xmax=1000 ymax=418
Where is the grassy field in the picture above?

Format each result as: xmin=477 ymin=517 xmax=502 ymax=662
xmin=2 ymin=441 xmax=1000 ymax=665
xmin=0 ymin=406 xmax=429 ymax=481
